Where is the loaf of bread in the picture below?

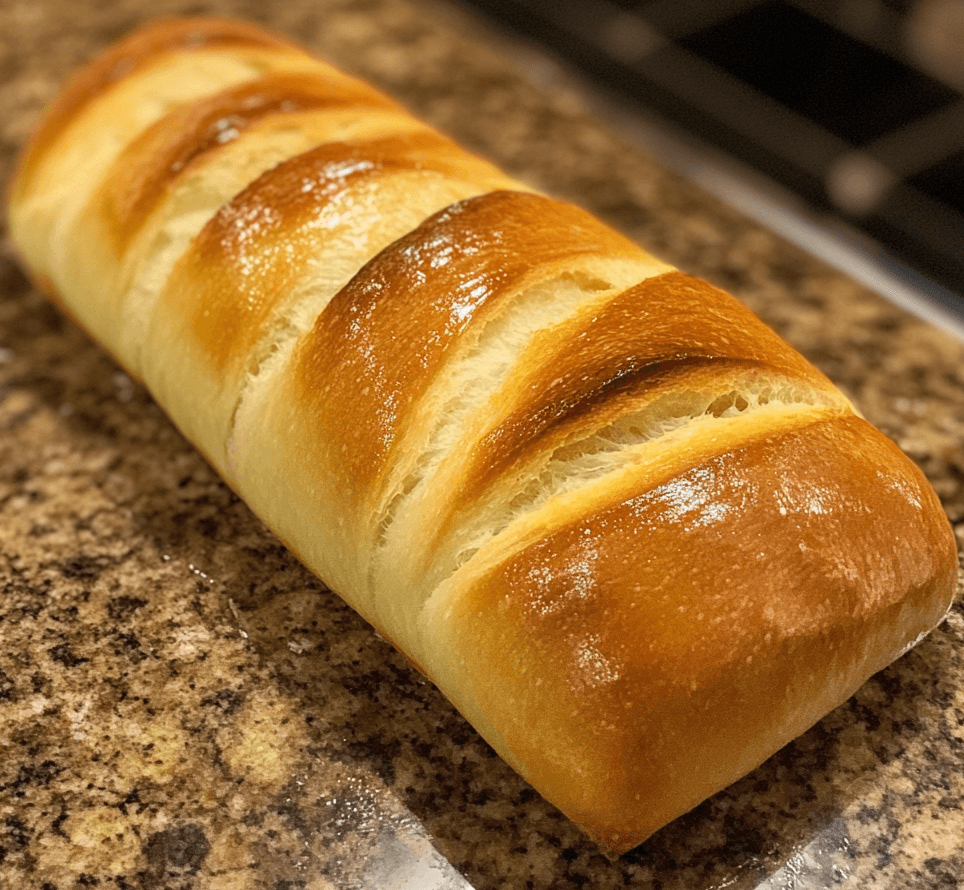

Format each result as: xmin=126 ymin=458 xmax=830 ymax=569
xmin=8 ymin=17 xmax=958 ymax=853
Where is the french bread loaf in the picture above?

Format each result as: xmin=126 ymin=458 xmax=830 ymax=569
xmin=7 ymin=17 xmax=958 ymax=853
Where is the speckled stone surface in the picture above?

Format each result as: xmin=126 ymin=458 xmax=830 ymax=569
xmin=1 ymin=0 xmax=963 ymax=887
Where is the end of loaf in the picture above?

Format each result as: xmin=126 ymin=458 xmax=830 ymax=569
xmin=419 ymin=414 xmax=958 ymax=853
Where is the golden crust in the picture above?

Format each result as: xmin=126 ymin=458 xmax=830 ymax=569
xmin=143 ymin=130 xmax=518 ymax=476
xmin=93 ymin=70 xmax=400 ymax=249
xmin=12 ymin=18 xmax=302 ymax=195
xmin=175 ymin=131 xmax=472 ymax=370
xmin=441 ymin=271 xmax=845 ymax=499
xmin=422 ymin=414 xmax=958 ymax=851
xmin=289 ymin=190 xmax=660 ymax=498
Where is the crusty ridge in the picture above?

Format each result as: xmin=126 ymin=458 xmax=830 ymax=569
xmin=9 ymin=18 xmax=324 ymax=307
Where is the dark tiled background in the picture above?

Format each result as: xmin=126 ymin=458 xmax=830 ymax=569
xmin=458 ymin=0 xmax=964 ymax=312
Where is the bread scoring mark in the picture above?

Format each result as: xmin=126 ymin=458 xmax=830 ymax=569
xmin=191 ymin=133 xmax=515 ymax=484
xmin=418 ymin=371 xmax=851 ymax=598
xmin=456 ymin=414 xmax=952 ymax=664
xmin=371 ymin=267 xmax=850 ymax=603
xmin=447 ymin=271 xmax=839 ymax=499
xmin=13 ymin=17 xmax=302 ymax=192
xmin=172 ymin=130 xmax=474 ymax=372
xmin=96 ymin=71 xmax=399 ymax=248
xmin=288 ymin=190 xmax=650 ymax=498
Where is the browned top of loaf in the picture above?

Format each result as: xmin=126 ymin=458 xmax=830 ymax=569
xmin=94 ymin=70 xmax=400 ymax=248
xmin=13 ymin=18 xmax=302 ymax=190
xmin=433 ymin=412 xmax=959 ymax=850
xmin=164 ymin=128 xmax=484 ymax=371
xmin=449 ymin=271 xmax=838 ymax=496
xmin=288 ymin=189 xmax=651 ymax=494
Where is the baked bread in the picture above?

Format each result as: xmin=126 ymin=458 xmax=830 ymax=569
xmin=8 ymin=17 xmax=958 ymax=853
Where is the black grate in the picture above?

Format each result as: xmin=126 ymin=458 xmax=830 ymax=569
xmin=677 ymin=2 xmax=956 ymax=145
xmin=459 ymin=0 xmax=964 ymax=306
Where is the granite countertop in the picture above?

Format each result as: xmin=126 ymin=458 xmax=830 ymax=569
xmin=1 ymin=0 xmax=963 ymax=887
